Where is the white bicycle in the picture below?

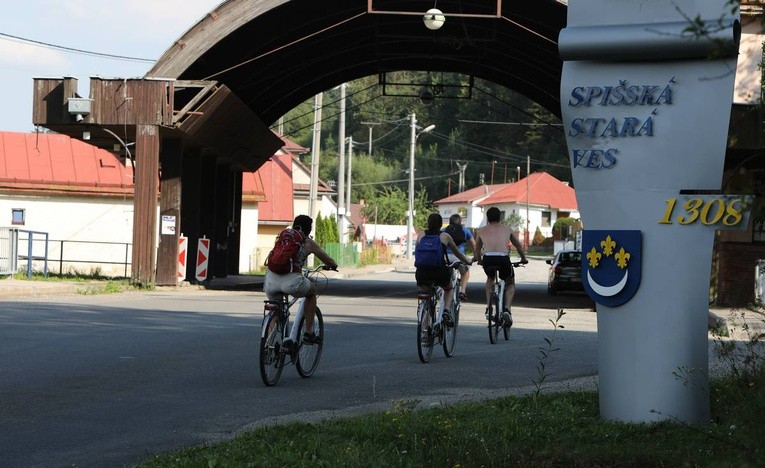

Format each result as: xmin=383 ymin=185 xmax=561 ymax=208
xmin=416 ymin=260 xmax=465 ymax=363
xmin=259 ymin=264 xmax=334 ymax=386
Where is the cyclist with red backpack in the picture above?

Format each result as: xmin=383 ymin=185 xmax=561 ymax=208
xmin=415 ymin=213 xmax=472 ymax=326
xmin=264 ymin=215 xmax=338 ymax=345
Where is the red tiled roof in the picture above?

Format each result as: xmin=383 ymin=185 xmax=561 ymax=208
xmin=479 ymin=172 xmax=577 ymax=210
xmin=276 ymin=132 xmax=308 ymax=155
xmin=253 ymin=153 xmax=294 ymax=222
xmin=241 ymin=171 xmax=266 ymax=202
xmin=434 ymin=183 xmax=512 ymax=204
xmin=0 ymin=131 xmax=133 ymax=196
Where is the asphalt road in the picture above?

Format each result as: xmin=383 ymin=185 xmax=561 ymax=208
xmin=0 ymin=261 xmax=597 ymax=467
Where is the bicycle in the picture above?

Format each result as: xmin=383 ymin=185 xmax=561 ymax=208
xmin=416 ymin=260 xmax=464 ymax=363
xmin=259 ymin=264 xmax=335 ymax=386
xmin=484 ymin=261 xmax=525 ymax=344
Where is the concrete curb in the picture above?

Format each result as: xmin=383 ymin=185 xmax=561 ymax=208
xmin=0 ymin=278 xmax=93 ymax=298
xmin=709 ymin=307 xmax=765 ymax=340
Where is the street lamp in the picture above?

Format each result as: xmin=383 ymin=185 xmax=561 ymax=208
xmin=406 ymin=113 xmax=435 ymax=260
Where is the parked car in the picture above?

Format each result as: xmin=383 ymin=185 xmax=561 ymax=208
xmin=546 ymin=250 xmax=584 ymax=295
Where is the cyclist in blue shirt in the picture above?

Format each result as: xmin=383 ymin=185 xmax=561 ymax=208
xmin=441 ymin=214 xmax=476 ymax=302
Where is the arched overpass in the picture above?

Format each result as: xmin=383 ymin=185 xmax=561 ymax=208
xmin=148 ymin=0 xmax=567 ymax=121
xmin=33 ymin=0 xmax=568 ymax=286
xmin=31 ymin=1 xmax=760 ymax=294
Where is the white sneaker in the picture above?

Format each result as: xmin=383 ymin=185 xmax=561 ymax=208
xmin=502 ymin=309 xmax=513 ymax=327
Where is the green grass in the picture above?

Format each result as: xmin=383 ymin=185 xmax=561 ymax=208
xmin=6 ymin=271 xmax=134 ymax=294
xmin=140 ymin=368 xmax=764 ymax=467
xmin=76 ymin=280 xmax=132 ymax=295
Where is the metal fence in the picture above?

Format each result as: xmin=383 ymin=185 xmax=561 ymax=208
xmin=4 ymin=229 xmax=132 ymax=278
xmin=0 ymin=227 xmax=19 ymax=275
xmin=323 ymin=243 xmax=359 ymax=267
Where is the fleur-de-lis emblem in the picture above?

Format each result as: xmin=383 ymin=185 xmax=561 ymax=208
xmin=586 ymin=247 xmax=602 ymax=268
xmin=615 ymin=247 xmax=631 ymax=269
xmin=582 ymin=230 xmax=641 ymax=307
xmin=601 ymin=236 xmax=616 ymax=257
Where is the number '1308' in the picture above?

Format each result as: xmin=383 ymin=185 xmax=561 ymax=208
xmin=659 ymin=197 xmax=744 ymax=226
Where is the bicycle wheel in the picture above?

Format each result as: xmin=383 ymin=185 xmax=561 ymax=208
xmin=259 ymin=312 xmax=286 ymax=386
xmin=502 ymin=307 xmax=511 ymax=341
xmin=296 ymin=307 xmax=324 ymax=378
xmin=488 ymin=291 xmax=500 ymax=344
xmin=442 ymin=301 xmax=458 ymax=357
xmin=417 ymin=300 xmax=434 ymax=363
xmin=453 ymin=278 xmax=461 ymax=327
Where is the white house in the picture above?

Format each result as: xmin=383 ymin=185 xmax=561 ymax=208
xmin=434 ymin=172 xmax=579 ymax=245
xmin=0 ymin=131 xmax=336 ymax=276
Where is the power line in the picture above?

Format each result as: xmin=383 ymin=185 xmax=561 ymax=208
xmin=0 ymin=32 xmax=154 ymax=63
xmin=272 ymin=82 xmax=380 ymax=131
xmin=352 ymin=170 xmax=459 ymax=186
xmin=427 ymin=131 xmax=569 ymax=168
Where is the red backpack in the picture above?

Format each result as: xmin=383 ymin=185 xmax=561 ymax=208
xmin=265 ymin=228 xmax=306 ymax=274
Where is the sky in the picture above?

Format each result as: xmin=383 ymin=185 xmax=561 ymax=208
xmin=0 ymin=0 xmax=222 ymax=133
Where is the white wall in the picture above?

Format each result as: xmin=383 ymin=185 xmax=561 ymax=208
xmin=0 ymin=195 xmax=140 ymax=276
xmin=239 ymin=203 xmax=259 ymax=273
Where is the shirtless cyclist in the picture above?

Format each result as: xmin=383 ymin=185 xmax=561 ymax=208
xmin=472 ymin=207 xmax=528 ymax=326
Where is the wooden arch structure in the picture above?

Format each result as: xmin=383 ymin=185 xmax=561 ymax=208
xmin=32 ymin=0 xmax=570 ymax=285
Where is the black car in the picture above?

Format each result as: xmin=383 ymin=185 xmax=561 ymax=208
xmin=546 ymin=250 xmax=584 ymax=295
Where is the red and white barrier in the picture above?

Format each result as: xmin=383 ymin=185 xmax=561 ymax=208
xmin=195 ymin=237 xmax=210 ymax=282
xmin=178 ymin=236 xmax=188 ymax=283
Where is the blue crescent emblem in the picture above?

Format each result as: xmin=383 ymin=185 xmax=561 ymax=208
xmin=581 ymin=230 xmax=641 ymax=307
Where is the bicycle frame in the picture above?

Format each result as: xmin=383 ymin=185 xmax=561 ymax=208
xmin=490 ymin=270 xmax=506 ymax=312
xmin=416 ymin=261 xmax=463 ymax=362
xmin=418 ymin=261 xmax=462 ymax=325
xmin=484 ymin=260 xmax=524 ymax=344
xmin=259 ymin=264 xmax=332 ymax=386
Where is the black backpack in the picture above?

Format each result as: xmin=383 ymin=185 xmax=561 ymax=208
xmin=444 ymin=223 xmax=466 ymax=246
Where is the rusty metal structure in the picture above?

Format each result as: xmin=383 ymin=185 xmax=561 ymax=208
xmin=31 ymin=0 xmax=763 ymax=297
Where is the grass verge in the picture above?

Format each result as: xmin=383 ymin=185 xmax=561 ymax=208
xmin=140 ymin=367 xmax=764 ymax=467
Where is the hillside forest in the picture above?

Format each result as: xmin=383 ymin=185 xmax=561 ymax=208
xmin=275 ymin=72 xmax=570 ymax=225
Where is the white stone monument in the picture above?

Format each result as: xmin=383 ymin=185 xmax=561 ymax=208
xmin=560 ymin=0 xmax=750 ymax=423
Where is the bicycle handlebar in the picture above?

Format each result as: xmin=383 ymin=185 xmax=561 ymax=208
xmin=447 ymin=260 xmax=471 ymax=269
xmin=303 ymin=263 xmax=338 ymax=275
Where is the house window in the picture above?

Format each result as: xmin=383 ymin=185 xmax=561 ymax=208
xmin=499 ymin=210 xmax=506 ymax=221
xmin=458 ymin=207 xmax=467 ymax=217
xmin=541 ymin=211 xmax=551 ymax=227
xmin=11 ymin=208 xmax=25 ymax=225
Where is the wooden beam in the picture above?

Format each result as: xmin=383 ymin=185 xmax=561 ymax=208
xmin=132 ymin=124 xmax=160 ymax=286
xmin=156 ymin=138 xmax=183 ymax=286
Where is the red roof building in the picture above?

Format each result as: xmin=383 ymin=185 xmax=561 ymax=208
xmin=0 ymin=131 xmax=133 ymax=197
xmin=434 ymin=172 xmax=579 ymax=244
xmin=479 ymin=172 xmax=578 ymax=211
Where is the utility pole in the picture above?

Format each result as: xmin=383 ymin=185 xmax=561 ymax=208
xmin=490 ymin=159 xmax=496 ymax=184
xmin=337 ymin=83 xmax=347 ymax=243
xmin=406 ymin=114 xmax=434 ymax=260
xmin=525 ymin=155 xmax=530 ymax=249
xmin=345 ymin=136 xmax=353 ymax=229
xmin=456 ymin=160 xmax=468 ymax=192
xmin=360 ymin=121 xmax=380 ymax=156
xmin=309 ymin=93 xmax=323 ymax=221
xmin=407 ymin=113 xmax=416 ymax=260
